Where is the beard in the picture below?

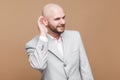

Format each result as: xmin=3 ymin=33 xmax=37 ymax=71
xmin=48 ymin=24 xmax=65 ymax=35
xmin=54 ymin=24 xmax=65 ymax=34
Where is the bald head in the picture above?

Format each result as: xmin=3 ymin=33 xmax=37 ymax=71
xmin=42 ymin=3 xmax=64 ymax=18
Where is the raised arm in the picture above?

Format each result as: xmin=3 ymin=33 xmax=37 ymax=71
xmin=25 ymin=16 xmax=48 ymax=71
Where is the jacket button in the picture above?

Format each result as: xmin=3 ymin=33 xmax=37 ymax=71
xmin=67 ymin=77 xmax=69 ymax=80
xmin=64 ymin=64 xmax=67 ymax=67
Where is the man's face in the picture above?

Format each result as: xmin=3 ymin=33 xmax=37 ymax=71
xmin=46 ymin=8 xmax=66 ymax=34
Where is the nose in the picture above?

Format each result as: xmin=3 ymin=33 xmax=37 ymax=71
xmin=60 ymin=19 xmax=65 ymax=24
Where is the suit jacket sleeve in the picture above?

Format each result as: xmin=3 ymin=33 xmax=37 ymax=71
xmin=25 ymin=36 xmax=48 ymax=71
xmin=78 ymin=32 xmax=94 ymax=80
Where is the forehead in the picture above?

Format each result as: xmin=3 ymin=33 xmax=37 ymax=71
xmin=49 ymin=8 xmax=65 ymax=18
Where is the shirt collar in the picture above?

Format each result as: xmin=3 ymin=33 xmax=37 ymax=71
xmin=47 ymin=34 xmax=63 ymax=42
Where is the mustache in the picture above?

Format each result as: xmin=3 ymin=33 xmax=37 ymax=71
xmin=58 ymin=24 xmax=65 ymax=27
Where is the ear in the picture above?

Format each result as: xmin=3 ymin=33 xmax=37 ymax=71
xmin=40 ymin=16 xmax=48 ymax=26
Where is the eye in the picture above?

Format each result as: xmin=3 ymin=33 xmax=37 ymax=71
xmin=62 ymin=16 xmax=65 ymax=19
xmin=54 ymin=17 xmax=60 ymax=21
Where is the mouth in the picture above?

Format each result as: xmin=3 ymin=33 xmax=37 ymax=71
xmin=58 ymin=26 xmax=65 ymax=29
xmin=58 ymin=24 xmax=65 ymax=28
xmin=57 ymin=26 xmax=65 ymax=32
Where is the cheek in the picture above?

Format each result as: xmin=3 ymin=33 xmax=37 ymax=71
xmin=49 ymin=21 xmax=58 ymax=27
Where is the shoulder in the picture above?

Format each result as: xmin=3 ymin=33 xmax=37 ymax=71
xmin=63 ymin=30 xmax=81 ymax=37
xmin=63 ymin=30 xmax=83 ymax=42
xmin=65 ymin=30 xmax=80 ymax=34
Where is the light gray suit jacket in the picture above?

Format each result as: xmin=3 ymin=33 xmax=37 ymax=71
xmin=25 ymin=30 xmax=94 ymax=80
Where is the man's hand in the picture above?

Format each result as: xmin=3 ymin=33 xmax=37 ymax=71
xmin=37 ymin=16 xmax=48 ymax=37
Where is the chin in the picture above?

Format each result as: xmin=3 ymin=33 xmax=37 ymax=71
xmin=58 ymin=28 xmax=65 ymax=32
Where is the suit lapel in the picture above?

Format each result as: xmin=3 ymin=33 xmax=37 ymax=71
xmin=47 ymin=35 xmax=64 ymax=62
xmin=62 ymin=31 xmax=70 ymax=61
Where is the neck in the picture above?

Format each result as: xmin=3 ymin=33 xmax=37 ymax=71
xmin=48 ymin=31 xmax=61 ymax=40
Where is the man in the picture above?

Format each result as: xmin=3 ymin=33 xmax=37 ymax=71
xmin=25 ymin=3 xmax=94 ymax=80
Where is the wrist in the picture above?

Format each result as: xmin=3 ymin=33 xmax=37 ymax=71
xmin=39 ymin=35 xmax=48 ymax=42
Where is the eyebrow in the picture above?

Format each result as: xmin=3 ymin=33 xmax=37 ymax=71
xmin=62 ymin=15 xmax=66 ymax=19
xmin=54 ymin=15 xmax=66 ymax=20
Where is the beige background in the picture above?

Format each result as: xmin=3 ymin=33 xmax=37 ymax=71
xmin=0 ymin=0 xmax=120 ymax=80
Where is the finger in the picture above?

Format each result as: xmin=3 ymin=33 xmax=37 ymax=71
xmin=38 ymin=16 xmax=44 ymax=25
xmin=37 ymin=16 xmax=44 ymax=30
xmin=37 ymin=16 xmax=48 ymax=33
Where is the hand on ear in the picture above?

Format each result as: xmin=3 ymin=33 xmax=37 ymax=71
xmin=39 ymin=16 xmax=48 ymax=26
xmin=37 ymin=16 xmax=48 ymax=36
